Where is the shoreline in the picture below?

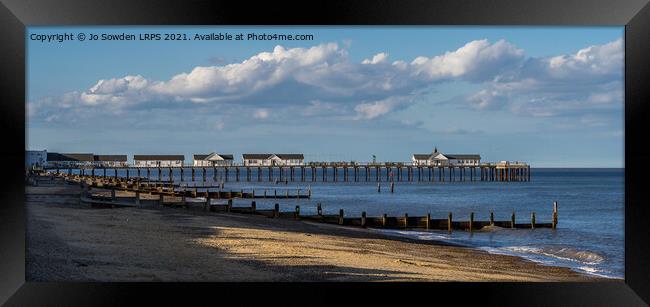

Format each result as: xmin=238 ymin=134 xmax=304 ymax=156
xmin=26 ymin=183 xmax=607 ymax=282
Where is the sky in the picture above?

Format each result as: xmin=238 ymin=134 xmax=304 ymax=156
xmin=26 ymin=26 xmax=624 ymax=167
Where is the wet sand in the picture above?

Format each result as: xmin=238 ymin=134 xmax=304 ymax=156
xmin=26 ymin=182 xmax=600 ymax=282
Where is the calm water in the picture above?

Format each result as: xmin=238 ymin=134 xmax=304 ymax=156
xmin=79 ymin=167 xmax=625 ymax=278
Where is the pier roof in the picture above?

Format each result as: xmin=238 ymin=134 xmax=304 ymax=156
xmin=242 ymin=154 xmax=273 ymax=159
xmin=276 ymin=154 xmax=304 ymax=159
xmin=412 ymin=153 xmax=481 ymax=160
xmin=194 ymin=153 xmax=234 ymax=160
xmin=243 ymin=154 xmax=304 ymax=160
xmin=444 ymin=154 xmax=481 ymax=160
xmin=93 ymin=155 xmax=127 ymax=161
xmin=133 ymin=155 xmax=184 ymax=161
xmin=47 ymin=153 xmax=94 ymax=162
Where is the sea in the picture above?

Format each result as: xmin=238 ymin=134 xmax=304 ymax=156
xmin=89 ymin=167 xmax=625 ymax=279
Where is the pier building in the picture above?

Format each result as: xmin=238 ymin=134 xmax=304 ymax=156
xmin=93 ymin=155 xmax=128 ymax=168
xmin=412 ymin=148 xmax=480 ymax=166
xmin=133 ymin=155 xmax=184 ymax=167
xmin=46 ymin=153 xmax=94 ymax=168
xmin=193 ymin=153 xmax=234 ymax=166
xmin=242 ymin=154 xmax=304 ymax=166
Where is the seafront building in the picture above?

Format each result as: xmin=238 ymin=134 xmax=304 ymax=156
xmin=242 ymin=154 xmax=305 ymax=166
xmin=25 ymin=150 xmax=47 ymax=169
xmin=133 ymin=155 xmax=184 ymax=167
xmin=193 ymin=153 xmax=234 ymax=166
xmin=412 ymin=148 xmax=481 ymax=166
xmin=93 ymin=155 xmax=128 ymax=168
xmin=46 ymin=153 xmax=95 ymax=168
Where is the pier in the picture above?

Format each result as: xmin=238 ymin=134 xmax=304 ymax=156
xmin=44 ymin=162 xmax=531 ymax=183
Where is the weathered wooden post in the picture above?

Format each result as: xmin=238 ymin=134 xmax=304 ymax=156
xmin=390 ymin=182 xmax=394 ymax=193
xmin=308 ymin=185 xmax=312 ymax=198
xmin=490 ymin=211 xmax=494 ymax=226
xmin=317 ymin=203 xmax=322 ymax=216
xmin=204 ymin=193 xmax=211 ymax=212
xmin=286 ymin=189 xmax=289 ymax=198
xmin=382 ymin=213 xmax=387 ymax=228
xmin=135 ymin=190 xmax=140 ymax=206
xmin=181 ymin=190 xmax=186 ymax=207
xmin=274 ymin=189 xmax=277 ymax=198
xmin=404 ymin=213 xmax=409 ymax=228
xmin=274 ymin=203 xmax=279 ymax=218
xmin=426 ymin=213 xmax=431 ymax=230
xmin=295 ymin=205 xmax=300 ymax=220
xmin=251 ymin=201 xmax=256 ymax=213
xmin=531 ymin=212 xmax=536 ymax=229
xmin=361 ymin=211 xmax=367 ymax=227
xmin=447 ymin=212 xmax=453 ymax=232
xmin=511 ymin=212 xmax=516 ymax=229
xmin=469 ymin=212 xmax=474 ymax=232
xmin=377 ymin=183 xmax=381 ymax=193
xmin=227 ymin=199 xmax=232 ymax=212
xmin=263 ymin=189 xmax=267 ymax=198
xmin=159 ymin=194 xmax=164 ymax=207
xmin=552 ymin=201 xmax=559 ymax=229
xmin=338 ymin=209 xmax=344 ymax=225
xmin=111 ymin=188 xmax=116 ymax=202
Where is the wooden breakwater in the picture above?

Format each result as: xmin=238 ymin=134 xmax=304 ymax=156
xmin=56 ymin=173 xmax=311 ymax=200
xmin=80 ymin=189 xmax=559 ymax=231
xmin=40 ymin=173 xmax=558 ymax=232
xmin=44 ymin=162 xmax=531 ymax=183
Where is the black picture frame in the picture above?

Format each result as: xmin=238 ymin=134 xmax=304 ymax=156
xmin=1 ymin=0 xmax=648 ymax=305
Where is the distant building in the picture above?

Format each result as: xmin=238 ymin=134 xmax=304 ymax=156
xmin=242 ymin=154 xmax=304 ymax=166
xmin=193 ymin=153 xmax=234 ymax=166
xmin=412 ymin=148 xmax=481 ymax=166
xmin=133 ymin=155 xmax=184 ymax=167
xmin=25 ymin=150 xmax=47 ymax=169
xmin=46 ymin=153 xmax=95 ymax=168
xmin=93 ymin=155 xmax=128 ymax=167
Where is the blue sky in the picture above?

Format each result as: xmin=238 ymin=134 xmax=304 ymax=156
xmin=26 ymin=26 xmax=624 ymax=167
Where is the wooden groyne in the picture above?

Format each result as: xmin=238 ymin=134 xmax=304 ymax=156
xmin=55 ymin=173 xmax=310 ymax=200
xmin=44 ymin=163 xmax=531 ymax=183
xmin=36 ymin=173 xmax=556 ymax=232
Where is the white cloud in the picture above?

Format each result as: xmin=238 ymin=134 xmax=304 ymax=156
xmin=362 ymin=52 xmax=389 ymax=64
xmin=459 ymin=38 xmax=623 ymax=117
xmin=28 ymin=38 xmax=623 ymax=125
xmin=253 ymin=108 xmax=269 ymax=119
xmin=409 ymin=39 xmax=524 ymax=81
xmin=354 ymin=97 xmax=407 ymax=120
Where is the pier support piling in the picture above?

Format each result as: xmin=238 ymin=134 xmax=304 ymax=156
xmin=552 ymin=201 xmax=558 ymax=229
xmin=531 ymin=212 xmax=536 ymax=229
xmin=469 ymin=212 xmax=474 ymax=232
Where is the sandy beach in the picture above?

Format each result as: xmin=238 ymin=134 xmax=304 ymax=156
xmin=25 ymin=182 xmax=600 ymax=282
